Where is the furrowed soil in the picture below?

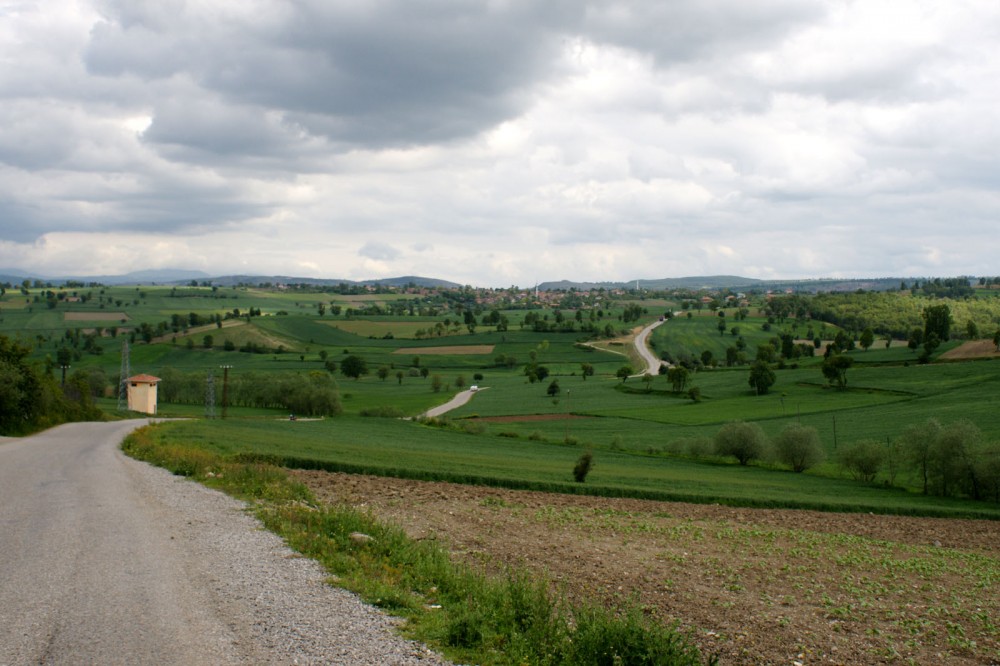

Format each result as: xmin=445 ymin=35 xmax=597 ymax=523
xmin=293 ymin=471 xmax=1000 ymax=666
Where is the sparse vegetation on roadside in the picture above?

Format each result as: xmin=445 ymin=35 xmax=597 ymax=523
xmin=123 ymin=425 xmax=713 ymax=666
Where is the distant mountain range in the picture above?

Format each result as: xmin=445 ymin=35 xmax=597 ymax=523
xmin=0 ymin=269 xmax=957 ymax=293
xmin=0 ymin=269 xmax=461 ymax=289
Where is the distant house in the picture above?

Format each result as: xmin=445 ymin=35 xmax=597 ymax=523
xmin=127 ymin=374 xmax=161 ymax=415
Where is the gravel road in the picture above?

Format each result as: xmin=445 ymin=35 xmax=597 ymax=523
xmin=0 ymin=420 xmax=450 ymax=665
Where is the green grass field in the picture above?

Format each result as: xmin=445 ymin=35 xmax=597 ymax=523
xmin=7 ymin=284 xmax=1000 ymax=516
xmin=153 ymin=417 xmax=1000 ymax=519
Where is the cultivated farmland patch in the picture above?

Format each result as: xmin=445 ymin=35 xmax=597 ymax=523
xmin=392 ymin=345 xmax=495 ymax=355
xmin=64 ymin=311 xmax=130 ymax=321
xmin=299 ymin=471 xmax=1000 ymax=666
xmin=939 ymin=339 xmax=1000 ymax=360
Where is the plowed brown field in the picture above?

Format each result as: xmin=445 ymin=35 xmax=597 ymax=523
xmin=294 ymin=471 xmax=1000 ymax=665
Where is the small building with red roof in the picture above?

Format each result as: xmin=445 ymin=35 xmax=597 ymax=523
xmin=127 ymin=374 xmax=161 ymax=415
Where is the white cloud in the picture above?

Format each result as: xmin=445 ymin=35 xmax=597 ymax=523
xmin=1 ymin=0 xmax=999 ymax=285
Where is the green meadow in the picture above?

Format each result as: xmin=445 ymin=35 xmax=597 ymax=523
xmin=5 ymin=283 xmax=1000 ymax=517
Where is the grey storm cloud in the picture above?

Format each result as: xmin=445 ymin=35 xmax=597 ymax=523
xmin=84 ymin=1 xmax=574 ymax=150
xmin=2 ymin=0 xmax=999 ymax=283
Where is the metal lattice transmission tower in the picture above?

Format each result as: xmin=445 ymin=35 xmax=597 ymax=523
xmin=117 ymin=339 xmax=131 ymax=411
xmin=205 ymin=371 xmax=216 ymax=419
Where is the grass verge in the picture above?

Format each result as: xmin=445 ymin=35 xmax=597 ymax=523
xmin=123 ymin=423 xmax=714 ymax=666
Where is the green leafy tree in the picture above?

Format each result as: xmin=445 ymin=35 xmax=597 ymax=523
xmin=838 ymin=439 xmax=884 ymax=483
xmin=859 ymin=328 xmax=875 ymax=351
xmin=615 ymin=365 xmax=633 ymax=383
xmin=748 ymin=361 xmax=775 ymax=395
xmin=821 ymin=354 xmax=853 ymax=389
xmin=899 ymin=418 xmax=942 ymax=495
xmin=641 ymin=373 xmax=654 ymax=392
xmin=923 ymin=304 xmax=952 ymax=342
xmin=547 ymin=379 xmax=560 ymax=397
xmin=714 ymin=421 xmax=768 ymax=466
xmin=667 ymin=366 xmax=689 ymax=393
xmin=774 ymin=424 xmax=824 ymax=472
xmin=340 ymin=355 xmax=368 ymax=380
xmin=377 ymin=365 xmax=390 ymax=381
xmin=580 ymin=363 xmax=594 ymax=380
xmin=431 ymin=374 xmax=443 ymax=393
xmin=395 ymin=370 xmax=404 ymax=385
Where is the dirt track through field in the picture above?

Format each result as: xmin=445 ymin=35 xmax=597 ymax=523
xmin=296 ymin=471 xmax=1000 ymax=665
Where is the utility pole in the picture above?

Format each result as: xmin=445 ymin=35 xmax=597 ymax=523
xmin=220 ymin=365 xmax=232 ymax=419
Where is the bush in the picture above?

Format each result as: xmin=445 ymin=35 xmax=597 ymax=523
xmin=685 ymin=437 xmax=714 ymax=459
xmin=774 ymin=424 xmax=825 ymax=473
xmin=714 ymin=421 xmax=768 ymax=466
xmin=838 ymin=439 xmax=884 ymax=482
xmin=573 ymin=451 xmax=594 ymax=482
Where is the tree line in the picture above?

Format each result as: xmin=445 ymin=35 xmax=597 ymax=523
xmin=157 ymin=368 xmax=341 ymax=417
xmin=679 ymin=419 xmax=1000 ymax=504
xmin=0 ymin=335 xmax=102 ymax=435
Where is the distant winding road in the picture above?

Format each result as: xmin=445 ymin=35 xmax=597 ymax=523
xmin=633 ymin=318 xmax=668 ymax=376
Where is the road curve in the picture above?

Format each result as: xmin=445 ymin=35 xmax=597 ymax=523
xmin=0 ymin=420 xmax=448 ymax=665
xmin=633 ymin=319 xmax=667 ymax=376
xmin=420 ymin=388 xmax=480 ymax=418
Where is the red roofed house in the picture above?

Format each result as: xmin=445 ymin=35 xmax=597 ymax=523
xmin=127 ymin=374 xmax=161 ymax=415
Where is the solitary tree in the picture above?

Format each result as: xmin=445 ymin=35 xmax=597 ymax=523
xmin=714 ymin=421 xmax=768 ymax=466
xmin=667 ymin=366 xmax=689 ymax=393
xmin=340 ymin=355 xmax=368 ymax=380
xmin=573 ymin=451 xmax=594 ymax=483
xmin=377 ymin=365 xmax=390 ymax=381
xmin=580 ymin=363 xmax=594 ymax=380
xmin=615 ymin=365 xmax=634 ymax=383
xmin=547 ymin=379 xmax=560 ymax=397
xmin=641 ymin=373 xmax=654 ymax=392
xmin=822 ymin=354 xmax=853 ymax=389
xmin=748 ymin=360 xmax=775 ymax=395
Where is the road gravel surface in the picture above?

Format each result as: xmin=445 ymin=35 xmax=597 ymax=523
xmin=0 ymin=420 xmax=448 ymax=665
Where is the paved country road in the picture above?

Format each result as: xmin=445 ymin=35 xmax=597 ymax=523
xmin=633 ymin=318 xmax=667 ymax=376
xmin=0 ymin=420 xmax=448 ymax=665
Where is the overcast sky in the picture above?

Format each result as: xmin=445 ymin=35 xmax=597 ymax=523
xmin=1 ymin=1 xmax=998 ymax=287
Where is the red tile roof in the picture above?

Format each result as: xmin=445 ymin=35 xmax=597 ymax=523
xmin=128 ymin=374 xmax=162 ymax=383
